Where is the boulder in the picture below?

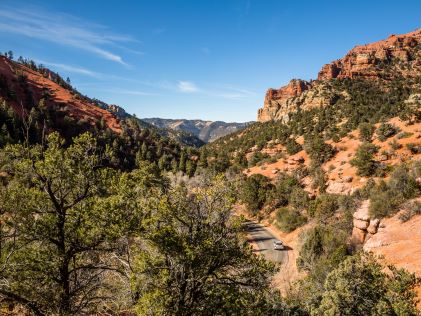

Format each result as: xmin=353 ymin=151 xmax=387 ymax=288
xmin=365 ymin=232 xmax=374 ymax=242
xmin=343 ymin=175 xmax=353 ymax=183
xmin=367 ymin=218 xmax=380 ymax=234
xmin=353 ymin=218 xmax=369 ymax=230
xmin=351 ymin=227 xmax=366 ymax=244
xmin=353 ymin=200 xmax=370 ymax=221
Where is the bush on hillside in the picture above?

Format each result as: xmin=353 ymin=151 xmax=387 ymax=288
xmin=406 ymin=143 xmax=421 ymax=154
xmin=308 ymin=194 xmax=340 ymax=220
xmin=369 ymin=166 xmax=419 ymax=218
xmin=268 ymin=173 xmax=300 ymax=207
xmin=296 ymin=225 xmax=348 ymax=272
xmin=358 ymin=122 xmax=375 ymax=142
xmin=240 ymin=174 xmax=273 ymax=215
xmin=399 ymin=200 xmax=421 ymax=222
xmin=285 ymin=138 xmax=302 ymax=155
xmin=350 ymin=142 xmax=379 ymax=176
xmin=304 ymin=135 xmax=336 ymax=165
xmin=289 ymin=187 xmax=310 ymax=210
xmin=376 ymin=123 xmax=400 ymax=141
xmin=275 ymin=208 xmax=307 ymax=233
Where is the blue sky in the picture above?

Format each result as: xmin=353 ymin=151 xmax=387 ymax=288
xmin=0 ymin=1 xmax=419 ymax=122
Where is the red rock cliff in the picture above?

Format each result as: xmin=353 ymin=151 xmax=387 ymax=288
xmin=258 ymin=29 xmax=421 ymax=122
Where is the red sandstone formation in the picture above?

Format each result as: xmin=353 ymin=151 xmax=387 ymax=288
xmin=258 ymin=29 xmax=421 ymax=122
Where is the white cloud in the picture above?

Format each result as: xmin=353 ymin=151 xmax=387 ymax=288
xmin=35 ymin=60 xmax=101 ymax=78
xmin=177 ymin=81 xmax=199 ymax=93
xmin=0 ymin=7 xmax=139 ymax=65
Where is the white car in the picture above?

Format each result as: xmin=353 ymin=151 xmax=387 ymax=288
xmin=273 ymin=240 xmax=284 ymax=250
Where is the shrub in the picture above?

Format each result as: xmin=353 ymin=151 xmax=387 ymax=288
xmin=396 ymin=131 xmax=413 ymax=139
xmin=369 ymin=189 xmax=402 ymax=218
xmin=389 ymin=138 xmax=402 ymax=150
xmin=240 ymin=174 xmax=273 ymax=215
xmin=285 ymin=138 xmax=302 ymax=155
xmin=310 ymin=166 xmax=327 ymax=192
xmin=358 ymin=122 xmax=375 ymax=142
xmin=309 ymin=194 xmax=339 ymax=219
xmin=268 ymin=173 xmax=300 ymax=207
xmin=248 ymin=152 xmax=270 ymax=167
xmin=289 ymin=187 xmax=310 ymax=210
xmin=388 ymin=165 xmax=419 ymax=200
xmin=376 ymin=123 xmax=399 ymax=141
xmin=350 ymin=142 xmax=379 ymax=176
xmin=275 ymin=207 xmax=307 ymax=233
xmin=304 ymin=135 xmax=336 ymax=165
xmin=296 ymin=225 xmax=348 ymax=272
xmin=399 ymin=200 xmax=421 ymax=222
xmin=406 ymin=143 xmax=421 ymax=154
xmin=315 ymin=253 xmax=420 ymax=316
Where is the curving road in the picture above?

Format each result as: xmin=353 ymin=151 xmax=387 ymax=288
xmin=245 ymin=220 xmax=288 ymax=264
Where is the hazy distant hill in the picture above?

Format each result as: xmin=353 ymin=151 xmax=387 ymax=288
xmin=142 ymin=118 xmax=253 ymax=142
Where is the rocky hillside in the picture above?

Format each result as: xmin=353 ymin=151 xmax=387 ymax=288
xmin=202 ymin=28 xmax=421 ymax=304
xmin=0 ymin=55 xmax=202 ymax=171
xmin=0 ymin=55 xmax=122 ymax=134
xmin=142 ymin=118 xmax=251 ymax=142
xmin=258 ymin=29 xmax=421 ymax=122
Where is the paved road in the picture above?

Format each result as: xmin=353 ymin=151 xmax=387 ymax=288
xmin=245 ymin=220 xmax=288 ymax=264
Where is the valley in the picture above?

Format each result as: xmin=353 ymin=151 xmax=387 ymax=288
xmin=0 ymin=4 xmax=420 ymax=314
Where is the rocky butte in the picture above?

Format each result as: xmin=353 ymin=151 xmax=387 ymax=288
xmin=258 ymin=29 xmax=421 ymax=122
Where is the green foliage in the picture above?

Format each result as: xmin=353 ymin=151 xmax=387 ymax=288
xmin=399 ymin=200 xmax=421 ymax=222
xmin=206 ymin=78 xmax=415 ymax=172
xmin=406 ymin=142 xmax=421 ymax=154
xmin=289 ymin=187 xmax=310 ymax=210
xmin=308 ymin=194 xmax=340 ymax=220
xmin=310 ymin=166 xmax=327 ymax=192
xmin=358 ymin=122 xmax=375 ymax=142
xmin=267 ymin=173 xmax=301 ymax=208
xmin=304 ymin=135 xmax=336 ymax=165
xmin=275 ymin=207 xmax=307 ymax=233
xmin=248 ymin=151 xmax=270 ymax=167
xmin=315 ymin=253 xmax=420 ymax=316
xmin=376 ymin=122 xmax=400 ymax=141
xmin=369 ymin=165 xmax=419 ymax=218
xmin=350 ymin=142 xmax=379 ymax=176
xmin=295 ymin=224 xmax=349 ymax=307
xmin=240 ymin=174 xmax=273 ymax=215
xmin=131 ymin=175 xmax=279 ymax=315
xmin=0 ymin=132 xmax=153 ymax=315
xmin=285 ymin=138 xmax=302 ymax=155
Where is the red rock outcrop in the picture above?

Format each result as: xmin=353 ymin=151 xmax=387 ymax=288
xmin=257 ymin=29 xmax=421 ymax=122
xmin=318 ymin=29 xmax=421 ymax=80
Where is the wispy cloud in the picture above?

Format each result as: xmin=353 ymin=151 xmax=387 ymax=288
xmin=35 ymin=60 xmax=101 ymax=78
xmin=177 ymin=81 xmax=199 ymax=93
xmin=0 ymin=6 xmax=138 ymax=65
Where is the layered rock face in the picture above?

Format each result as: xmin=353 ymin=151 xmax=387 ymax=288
xmin=318 ymin=29 xmax=421 ymax=80
xmin=351 ymin=200 xmax=381 ymax=245
xmin=257 ymin=29 xmax=421 ymax=122
xmin=257 ymin=80 xmax=335 ymax=122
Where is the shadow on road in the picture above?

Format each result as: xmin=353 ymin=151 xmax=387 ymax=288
xmin=247 ymin=236 xmax=273 ymax=243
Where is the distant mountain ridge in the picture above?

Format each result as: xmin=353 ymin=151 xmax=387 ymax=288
xmin=142 ymin=118 xmax=253 ymax=143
